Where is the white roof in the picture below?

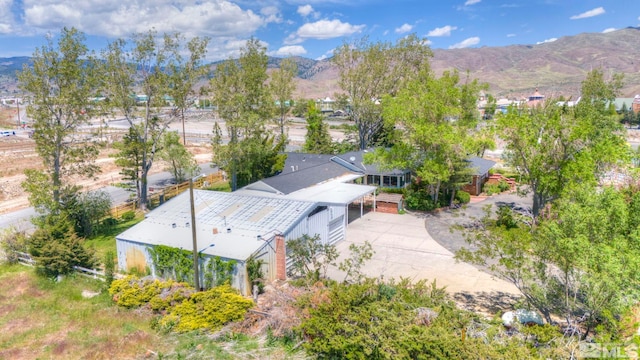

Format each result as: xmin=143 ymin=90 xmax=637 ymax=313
xmin=285 ymin=179 xmax=376 ymax=205
xmin=117 ymin=190 xmax=317 ymax=261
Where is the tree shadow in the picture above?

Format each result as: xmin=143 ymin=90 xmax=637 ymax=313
xmin=453 ymin=291 xmax=522 ymax=316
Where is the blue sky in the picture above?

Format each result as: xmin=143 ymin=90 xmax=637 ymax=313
xmin=0 ymin=0 xmax=639 ymax=61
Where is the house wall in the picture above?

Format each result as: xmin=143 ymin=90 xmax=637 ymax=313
xmin=462 ymin=175 xmax=484 ymax=196
xmin=116 ymin=238 xmax=251 ymax=295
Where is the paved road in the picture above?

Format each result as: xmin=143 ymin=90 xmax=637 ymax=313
xmin=0 ymin=163 xmax=219 ymax=232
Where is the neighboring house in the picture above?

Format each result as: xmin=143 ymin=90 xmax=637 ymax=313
xmin=116 ymin=179 xmax=376 ymax=295
xmin=634 ymin=95 xmax=640 ymax=113
xmin=461 ymin=156 xmax=497 ymax=196
xmin=611 ymin=98 xmax=635 ymax=113
xmin=527 ymin=88 xmax=545 ymax=107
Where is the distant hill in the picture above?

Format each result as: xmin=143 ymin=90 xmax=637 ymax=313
xmin=2 ymin=27 xmax=639 ymax=99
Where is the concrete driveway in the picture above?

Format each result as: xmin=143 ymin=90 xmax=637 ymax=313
xmin=329 ymin=207 xmax=520 ymax=295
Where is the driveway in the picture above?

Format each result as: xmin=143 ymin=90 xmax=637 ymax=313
xmin=329 ymin=193 xmax=528 ymax=295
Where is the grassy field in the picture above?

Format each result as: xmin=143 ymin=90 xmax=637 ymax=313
xmin=0 ymin=264 xmax=306 ymax=359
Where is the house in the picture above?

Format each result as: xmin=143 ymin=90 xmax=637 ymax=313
xmin=527 ymin=88 xmax=545 ymax=107
xmin=461 ymin=156 xmax=496 ymax=196
xmin=116 ymin=178 xmax=376 ymax=295
xmin=634 ymin=95 xmax=640 ymax=113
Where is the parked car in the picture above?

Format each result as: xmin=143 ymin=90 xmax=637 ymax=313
xmin=0 ymin=130 xmax=15 ymax=137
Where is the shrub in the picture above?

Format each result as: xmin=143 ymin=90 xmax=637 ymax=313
xmin=158 ymin=283 xmax=254 ymax=332
xmin=404 ymin=189 xmax=438 ymax=211
xmin=483 ymin=183 xmax=502 ymax=195
xmin=296 ymin=278 xmax=537 ymax=359
xmin=455 ymin=190 xmax=471 ymax=204
xmin=109 ymin=276 xmax=191 ymax=309
xmin=0 ymin=228 xmax=29 ymax=265
xmin=498 ymin=180 xmax=511 ymax=192
xmin=120 ymin=210 xmax=136 ymax=221
xmin=28 ymin=215 xmax=98 ymax=277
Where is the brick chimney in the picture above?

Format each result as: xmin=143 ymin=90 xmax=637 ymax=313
xmin=275 ymin=234 xmax=286 ymax=280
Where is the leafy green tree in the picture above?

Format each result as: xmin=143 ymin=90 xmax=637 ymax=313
xmin=167 ymin=35 xmax=209 ymax=145
xmin=18 ymin=27 xmax=102 ymax=215
xmin=157 ymin=131 xmax=199 ymax=183
xmin=457 ymin=185 xmax=640 ymax=339
xmin=375 ymin=69 xmax=484 ymax=205
xmin=210 ymin=38 xmax=278 ymax=190
xmin=292 ymin=98 xmax=310 ymax=117
xmin=498 ymin=69 xmax=628 ymax=216
xmin=63 ymin=190 xmax=112 ymax=237
xmin=332 ymin=34 xmax=432 ymax=150
xmin=303 ymin=101 xmax=333 ymax=154
xmin=270 ymin=57 xmax=297 ymax=136
xmin=102 ymin=30 xmax=180 ymax=210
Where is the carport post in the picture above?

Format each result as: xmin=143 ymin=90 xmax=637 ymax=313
xmin=360 ymin=197 xmax=363 ymax=218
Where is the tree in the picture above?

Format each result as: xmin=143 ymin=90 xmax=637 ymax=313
xmin=166 ymin=35 xmax=209 ymax=145
xmin=210 ymin=38 xmax=278 ymax=191
xmin=157 ymin=131 xmax=199 ymax=183
xmin=332 ymin=34 xmax=432 ymax=150
xmin=28 ymin=214 xmax=98 ymax=277
xmin=498 ymin=69 xmax=628 ymax=216
xmin=375 ymin=69 xmax=485 ymax=206
xmin=102 ymin=31 xmax=182 ymax=210
xmin=63 ymin=190 xmax=112 ymax=237
xmin=270 ymin=57 xmax=297 ymax=137
xmin=111 ymin=125 xmax=147 ymax=202
xmin=457 ymin=185 xmax=640 ymax=339
xmin=18 ymin=27 xmax=102 ymax=215
xmin=303 ymin=101 xmax=333 ymax=154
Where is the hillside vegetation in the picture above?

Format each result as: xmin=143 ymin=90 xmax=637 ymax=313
xmin=1 ymin=28 xmax=639 ymax=99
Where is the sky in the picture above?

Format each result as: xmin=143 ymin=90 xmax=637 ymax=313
xmin=0 ymin=0 xmax=639 ymax=61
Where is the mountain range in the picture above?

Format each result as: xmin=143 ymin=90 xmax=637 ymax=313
xmin=1 ymin=27 xmax=639 ymax=100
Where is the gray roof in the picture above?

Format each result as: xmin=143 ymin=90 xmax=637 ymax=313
xmin=335 ymin=149 xmax=408 ymax=175
xmin=468 ymin=156 xmax=496 ymax=176
xmin=256 ymin=161 xmax=357 ymax=194
xmin=116 ymin=190 xmax=317 ymax=261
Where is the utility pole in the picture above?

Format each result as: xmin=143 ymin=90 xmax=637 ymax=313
xmin=189 ymin=178 xmax=200 ymax=291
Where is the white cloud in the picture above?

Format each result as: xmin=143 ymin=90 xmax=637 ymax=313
xmin=21 ymin=0 xmax=270 ymax=39
xmin=536 ymin=38 xmax=557 ymax=44
xmin=427 ymin=25 xmax=457 ymax=37
xmin=261 ymin=6 xmax=282 ymax=24
xmin=570 ymin=7 xmax=605 ymax=20
xmin=0 ymin=0 xmax=16 ymax=34
xmin=286 ymin=19 xmax=364 ymax=44
xmin=395 ymin=23 xmax=413 ymax=34
xmin=448 ymin=36 xmax=479 ymax=49
xmin=602 ymin=28 xmax=616 ymax=33
xmin=506 ymin=33 xmax=516 ymax=37
xmin=464 ymin=0 xmax=481 ymax=5
xmin=297 ymin=5 xmax=313 ymax=17
xmin=272 ymin=45 xmax=306 ymax=57
xmin=316 ymin=48 xmax=334 ymax=61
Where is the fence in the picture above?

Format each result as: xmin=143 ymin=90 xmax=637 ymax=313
xmin=109 ymin=173 xmax=224 ymax=218
xmin=15 ymin=251 xmax=123 ymax=282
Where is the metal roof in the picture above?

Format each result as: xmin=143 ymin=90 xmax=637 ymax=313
xmin=285 ymin=180 xmax=376 ymax=205
xmin=116 ymin=190 xmax=317 ymax=261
